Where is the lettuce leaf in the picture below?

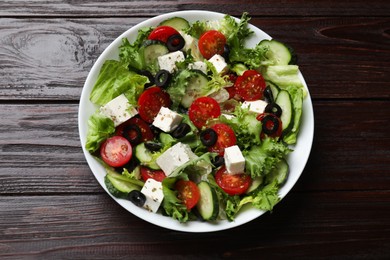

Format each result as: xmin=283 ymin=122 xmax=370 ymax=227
xmin=161 ymin=177 xmax=190 ymax=223
xmin=85 ymin=112 xmax=115 ymax=153
xmin=89 ymin=60 xmax=147 ymax=106
xmin=243 ymin=138 xmax=292 ymax=179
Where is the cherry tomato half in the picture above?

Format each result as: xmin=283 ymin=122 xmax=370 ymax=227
xmin=208 ymin=123 xmax=237 ymax=156
xmin=100 ymin=136 xmax=132 ymax=168
xmin=198 ymin=30 xmax=227 ymax=59
xmin=148 ymin=26 xmax=180 ymax=43
xmin=116 ymin=117 xmax=154 ymax=145
xmin=140 ymin=167 xmax=166 ymax=182
xmin=175 ymin=180 xmax=200 ymax=211
xmin=215 ymin=167 xmax=252 ymax=196
xmin=138 ymin=87 xmax=172 ymax=123
xmin=234 ymin=70 xmax=266 ymax=101
xmin=188 ymin=96 xmax=221 ymax=129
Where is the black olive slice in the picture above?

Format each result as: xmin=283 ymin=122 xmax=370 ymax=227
xmin=265 ymin=102 xmax=282 ymax=118
xmin=166 ymin=34 xmax=185 ymax=52
xmin=128 ymin=190 xmax=146 ymax=207
xmin=139 ymin=70 xmax=155 ymax=87
xmin=154 ymin=69 xmax=171 ymax=87
xmin=171 ymin=123 xmax=191 ymax=139
xmin=263 ymin=86 xmax=274 ymax=103
xmin=261 ymin=114 xmax=280 ymax=135
xmin=144 ymin=141 xmax=162 ymax=152
xmin=123 ymin=124 xmax=143 ymax=145
xmin=212 ymin=155 xmax=225 ymax=168
xmin=200 ymin=128 xmax=218 ymax=147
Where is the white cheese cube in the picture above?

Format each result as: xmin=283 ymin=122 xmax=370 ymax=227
xmin=208 ymin=54 xmax=227 ymax=74
xmin=188 ymin=61 xmax=207 ymax=74
xmin=158 ymin=51 xmax=185 ymax=73
xmin=152 ymin=106 xmax=183 ymax=132
xmin=156 ymin=142 xmax=197 ymax=176
xmin=99 ymin=94 xmax=138 ymax=127
xmin=141 ymin=179 xmax=164 ymax=213
xmin=224 ymin=145 xmax=246 ymax=174
xmin=241 ymin=100 xmax=268 ymax=114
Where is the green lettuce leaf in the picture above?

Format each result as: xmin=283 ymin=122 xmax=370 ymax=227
xmin=89 ymin=60 xmax=147 ymax=106
xmin=243 ymin=138 xmax=292 ymax=179
xmin=85 ymin=112 xmax=115 ymax=153
xmin=161 ymin=177 xmax=190 ymax=223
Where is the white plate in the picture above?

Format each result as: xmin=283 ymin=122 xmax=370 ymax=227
xmin=78 ymin=10 xmax=314 ymax=233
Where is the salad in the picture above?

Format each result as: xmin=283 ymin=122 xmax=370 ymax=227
xmin=84 ymin=13 xmax=306 ymax=223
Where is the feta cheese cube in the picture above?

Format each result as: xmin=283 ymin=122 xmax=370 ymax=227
xmin=188 ymin=61 xmax=207 ymax=74
xmin=208 ymin=54 xmax=227 ymax=74
xmin=241 ymin=100 xmax=268 ymax=114
xmin=141 ymin=179 xmax=164 ymax=213
xmin=158 ymin=51 xmax=185 ymax=73
xmin=99 ymin=94 xmax=138 ymax=127
xmin=224 ymin=145 xmax=246 ymax=174
xmin=152 ymin=106 xmax=183 ymax=132
xmin=156 ymin=142 xmax=197 ymax=176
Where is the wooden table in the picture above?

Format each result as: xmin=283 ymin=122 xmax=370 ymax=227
xmin=1 ymin=1 xmax=389 ymax=259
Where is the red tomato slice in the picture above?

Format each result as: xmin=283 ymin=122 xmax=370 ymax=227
xmin=188 ymin=96 xmax=221 ymax=129
xmin=198 ymin=30 xmax=227 ymax=59
xmin=138 ymin=87 xmax=172 ymax=123
xmin=234 ymin=70 xmax=266 ymax=101
xmin=116 ymin=117 xmax=154 ymax=145
xmin=175 ymin=180 xmax=200 ymax=211
xmin=215 ymin=167 xmax=252 ymax=196
xmin=140 ymin=167 xmax=166 ymax=182
xmin=100 ymin=136 xmax=132 ymax=168
xmin=148 ymin=26 xmax=180 ymax=43
xmin=208 ymin=123 xmax=236 ymax=156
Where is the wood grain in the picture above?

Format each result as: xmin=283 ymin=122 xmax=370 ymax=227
xmin=1 ymin=101 xmax=389 ymax=194
xmin=0 ymin=191 xmax=388 ymax=258
xmin=0 ymin=17 xmax=389 ymax=101
xmin=1 ymin=0 xmax=389 ymax=17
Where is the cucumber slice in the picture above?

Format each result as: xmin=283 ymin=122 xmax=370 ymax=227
xmin=196 ymin=181 xmax=219 ymax=221
xmin=135 ymin=143 xmax=161 ymax=170
xmin=159 ymin=17 xmax=190 ymax=31
xmin=258 ymin=39 xmax=293 ymax=65
xmin=180 ymin=70 xmax=209 ymax=108
xmin=246 ymin=176 xmax=263 ymax=194
xmin=105 ymin=174 xmax=141 ymax=199
xmin=141 ymin=40 xmax=169 ymax=72
xmin=275 ymin=90 xmax=294 ymax=135
xmin=266 ymin=158 xmax=289 ymax=185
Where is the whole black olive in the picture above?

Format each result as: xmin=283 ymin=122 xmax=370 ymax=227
xmin=222 ymin=44 xmax=230 ymax=61
xmin=200 ymin=128 xmax=218 ymax=147
xmin=128 ymin=190 xmax=146 ymax=207
xmin=166 ymin=34 xmax=185 ymax=52
xmin=171 ymin=123 xmax=191 ymax=139
xmin=154 ymin=69 xmax=171 ymax=88
xmin=264 ymin=102 xmax=282 ymax=118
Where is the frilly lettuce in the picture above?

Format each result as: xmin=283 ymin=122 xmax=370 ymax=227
xmin=244 ymin=138 xmax=292 ymax=179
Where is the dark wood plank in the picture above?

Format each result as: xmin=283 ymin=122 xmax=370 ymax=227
xmin=1 ymin=0 xmax=389 ymax=17
xmin=0 ymin=191 xmax=388 ymax=258
xmin=1 ymin=100 xmax=389 ymax=194
xmin=0 ymin=0 xmax=178 ymax=17
xmin=0 ymin=17 xmax=389 ymax=101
